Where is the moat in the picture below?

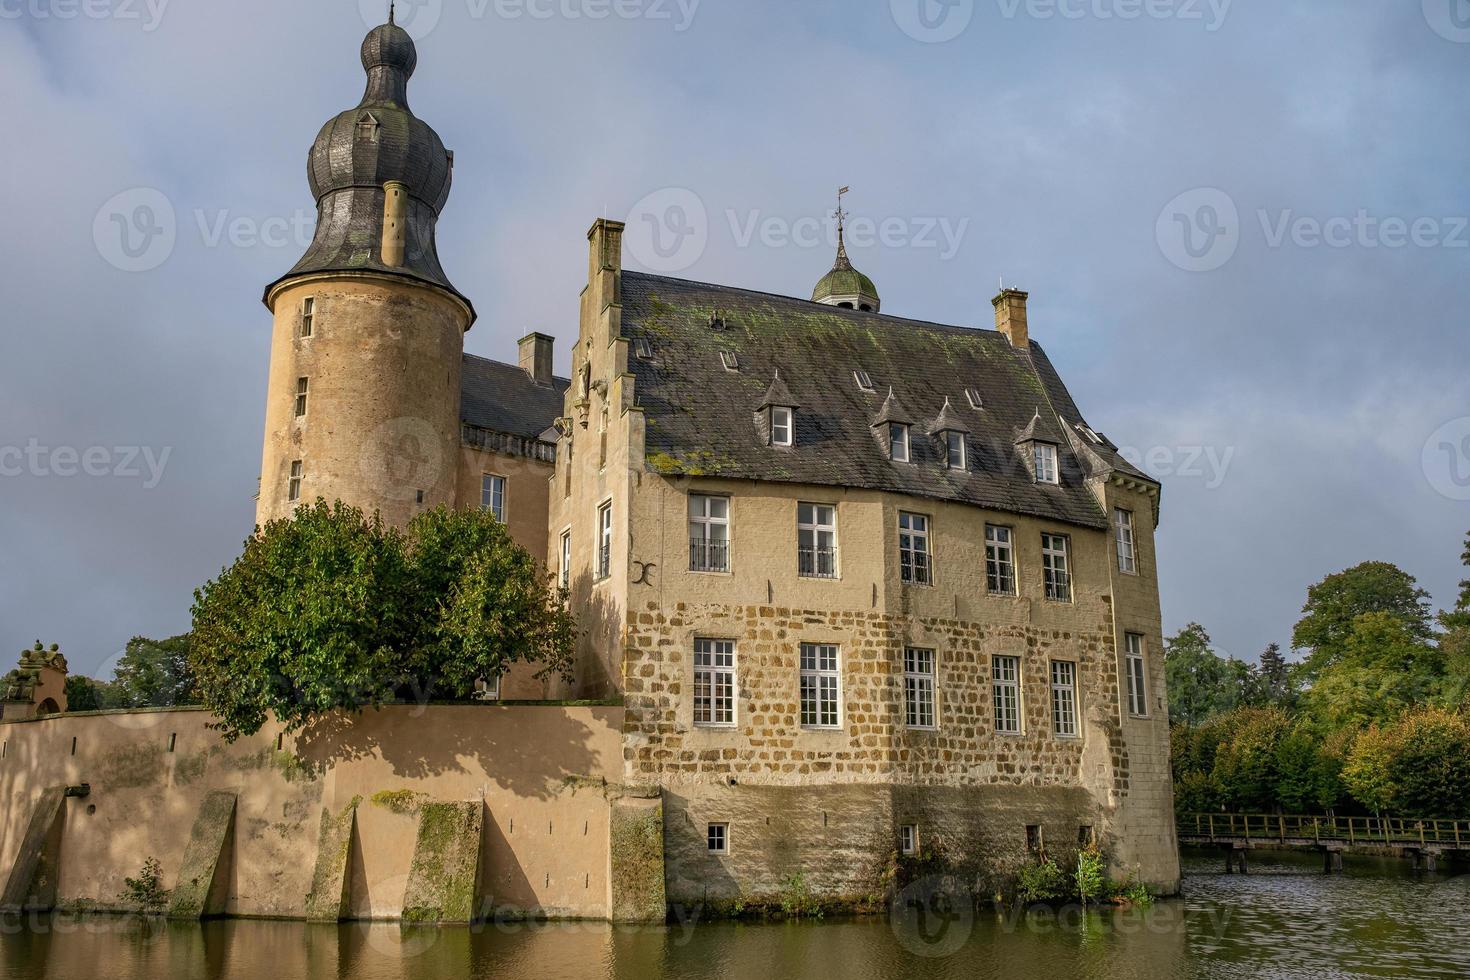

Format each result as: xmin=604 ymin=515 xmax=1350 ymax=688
xmin=2 ymin=851 xmax=1467 ymax=979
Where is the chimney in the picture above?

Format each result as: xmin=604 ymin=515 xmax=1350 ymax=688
xmin=518 ymin=332 xmax=555 ymax=386
xmin=992 ymin=288 xmax=1030 ymax=349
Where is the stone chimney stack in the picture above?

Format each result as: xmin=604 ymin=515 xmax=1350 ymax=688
xmin=992 ymin=288 xmax=1030 ymax=349
xmin=519 ymin=332 xmax=555 ymax=386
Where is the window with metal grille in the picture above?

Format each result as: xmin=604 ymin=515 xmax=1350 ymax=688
xmin=1125 ymin=633 xmax=1148 ymax=717
xmin=1051 ymin=660 xmax=1079 ymax=738
xmin=693 ymin=639 xmax=736 ymax=727
xmin=993 ymin=655 xmax=1021 ymax=735
xmin=985 ymin=525 xmax=1016 ymax=595
xmin=903 ymin=648 xmax=937 ymax=730
xmin=799 ymin=643 xmax=841 ymax=728
xmin=899 ymin=512 xmax=931 ymax=585
xmin=689 ymin=494 xmax=730 ymax=572
xmin=1042 ymin=533 xmax=1071 ymax=602
xmin=798 ymin=502 xmax=838 ymax=579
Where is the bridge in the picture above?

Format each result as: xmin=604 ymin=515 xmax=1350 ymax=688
xmin=1177 ymin=813 xmax=1470 ymax=874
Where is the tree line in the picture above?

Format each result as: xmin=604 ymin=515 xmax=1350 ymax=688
xmin=1168 ymin=533 xmax=1470 ymax=819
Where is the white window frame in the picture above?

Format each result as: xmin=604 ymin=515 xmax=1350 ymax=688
xmin=799 ymin=643 xmax=843 ymax=729
xmin=707 ymin=823 xmax=729 ymax=854
xmin=481 ymin=474 xmax=506 ymax=521
xmin=1125 ymin=633 xmax=1149 ymax=718
xmin=985 ymin=524 xmax=1017 ymax=596
xmin=288 ymin=460 xmax=303 ymax=503
xmin=1051 ymin=660 xmax=1079 ymax=738
xmin=1034 ymin=443 xmax=1059 ymax=484
xmin=771 ymin=406 xmax=794 ymax=447
xmin=898 ymin=512 xmax=932 ymax=586
xmin=889 ymin=423 xmax=911 ymax=463
xmin=688 ymin=494 xmax=730 ymax=573
xmin=475 ymin=675 xmax=501 ymax=701
xmin=1115 ymin=508 xmax=1137 ymax=575
xmin=294 ymin=377 xmax=309 ymax=418
xmin=597 ymin=502 xmax=613 ymax=581
xmin=992 ymin=655 xmax=1022 ymax=735
xmin=965 ymin=388 xmax=983 ymax=410
xmin=693 ymin=639 xmax=737 ymax=728
xmin=903 ymin=648 xmax=937 ymax=731
xmin=300 ymin=296 xmax=315 ymax=337
xmin=900 ymin=824 xmax=919 ymax=856
xmin=797 ymin=502 xmax=838 ymax=579
xmin=945 ymin=431 xmax=966 ymax=470
xmin=559 ymin=530 xmax=571 ymax=590
xmin=1042 ymin=533 xmax=1072 ymax=602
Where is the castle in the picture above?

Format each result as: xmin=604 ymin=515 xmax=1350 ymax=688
xmin=0 ymin=15 xmax=1177 ymax=922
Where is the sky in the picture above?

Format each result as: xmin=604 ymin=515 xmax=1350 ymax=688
xmin=2 ymin=0 xmax=1468 ymax=677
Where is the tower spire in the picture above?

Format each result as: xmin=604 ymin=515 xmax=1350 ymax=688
xmin=812 ymin=185 xmax=880 ymax=312
xmin=389 ymin=1 xmax=396 ymax=25
xmin=833 ymin=185 xmax=851 ymax=269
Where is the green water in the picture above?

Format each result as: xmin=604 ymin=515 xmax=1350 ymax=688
xmin=2 ymin=852 xmax=1467 ymax=979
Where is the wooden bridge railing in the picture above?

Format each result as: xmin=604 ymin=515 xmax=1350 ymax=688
xmin=1178 ymin=812 xmax=1470 ymax=849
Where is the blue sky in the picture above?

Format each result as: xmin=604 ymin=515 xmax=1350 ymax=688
xmin=2 ymin=0 xmax=1468 ymax=676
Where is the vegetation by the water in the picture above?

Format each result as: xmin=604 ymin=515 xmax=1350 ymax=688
xmin=1170 ymin=532 xmax=1470 ymax=818
xmin=119 ymin=857 xmax=170 ymax=915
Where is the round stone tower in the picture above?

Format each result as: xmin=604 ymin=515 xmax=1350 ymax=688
xmin=257 ymin=14 xmax=474 ymax=528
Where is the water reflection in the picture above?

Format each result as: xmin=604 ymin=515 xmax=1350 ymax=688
xmin=2 ymin=851 xmax=1467 ymax=979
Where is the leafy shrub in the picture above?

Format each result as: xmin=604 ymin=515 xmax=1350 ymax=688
xmin=778 ymin=872 xmax=823 ymax=919
xmin=121 ymin=857 xmax=169 ymax=914
xmin=1074 ymin=844 xmax=1106 ymax=906
xmin=1016 ymin=859 xmax=1066 ymax=904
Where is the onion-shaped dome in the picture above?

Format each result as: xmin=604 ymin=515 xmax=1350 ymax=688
xmin=265 ymin=18 xmax=471 ymax=319
xmin=812 ymin=233 xmax=880 ymax=313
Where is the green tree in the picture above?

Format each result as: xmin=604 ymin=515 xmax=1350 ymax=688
xmin=190 ymin=502 xmax=576 ymax=741
xmin=1342 ymin=708 xmax=1470 ymax=817
xmin=1164 ymin=624 xmax=1238 ymax=726
xmin=1210 ymin=707 xmax=1293 ymax=811
xmin=1292 ymin=562 xmax=1432 ymax=681
xmin=63 ymin=675 xmax=113 ymax=712
xmin=112 ymin=635 xmax=197 ymax=708
xmin=1341 ymin=725 xmax=1396 ymax=815
xmin=1439 ymin=532 xmax=1470 ymax=683
xmin=1255 ymin=643 xmax=1299 ymax=708
xmin=1301 ymin=612 xmax=1444 ymax=730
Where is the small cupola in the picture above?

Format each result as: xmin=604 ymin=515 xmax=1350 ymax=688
xmin=756 ymin=369 xmax=800 ymax=447
xmin=812 ymin=187 xmax=880 ymax=313
xmin=929 ymin=397 xmax=972 ymax=470
xmin=1016 ymin=408 xmax=1065 ymax=484
xmin=872 ymin=387 xmax=913 ymax=462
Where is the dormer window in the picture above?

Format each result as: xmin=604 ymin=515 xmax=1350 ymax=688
xmin=945 ymin=432 xmax=966 ymax=470
xmin=889 ymin=424 xmax=910 ymax=463
xmin=1034 ymin=443 xmax=1059 ymax=484
xmin=356 ymin=113 xmax=380 ymax=142
xmin=772 ymin=407 xmax=793 ymax=447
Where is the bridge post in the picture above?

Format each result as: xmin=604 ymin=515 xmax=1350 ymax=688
xmin=1322 ymin=847 xmax=1343 ymax=874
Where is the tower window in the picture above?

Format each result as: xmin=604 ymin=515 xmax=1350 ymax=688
xmin=771 ymin=407 xmax=793 ymax=447
xmin=301 ymin=297 xmax=315 ymax=337
xmin=1115 ymin=508 xmax=1137 ymax=574
xmin=288 ymin=460 xmax=303 ymax=502
xmin=356 ymin=113 xmax=380 ymax=142
xmin=294 ymin=377 xmax=309 ymax=418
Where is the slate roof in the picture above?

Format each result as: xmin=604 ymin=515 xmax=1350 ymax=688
xmin=621 ymin=271 xmax=1156 ymax=532
xmin=460 ymin=354 xmax=569 ymax=441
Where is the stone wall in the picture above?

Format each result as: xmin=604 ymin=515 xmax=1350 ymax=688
xmin=0 ymin=704 xmax=625 ymax=921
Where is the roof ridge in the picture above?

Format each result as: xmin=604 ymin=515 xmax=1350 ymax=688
xmin=623 ymin=270 xmax=1007 ymax=341
xmin=462 ymin=351 xmax=571 ymax=387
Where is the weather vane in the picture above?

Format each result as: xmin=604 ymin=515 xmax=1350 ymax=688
xmin=834 ymin=185 xmax=850 ymax=236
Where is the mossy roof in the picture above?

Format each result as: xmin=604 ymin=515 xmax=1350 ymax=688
xmin=622 ymin=271 xmax=1154 ymax=531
